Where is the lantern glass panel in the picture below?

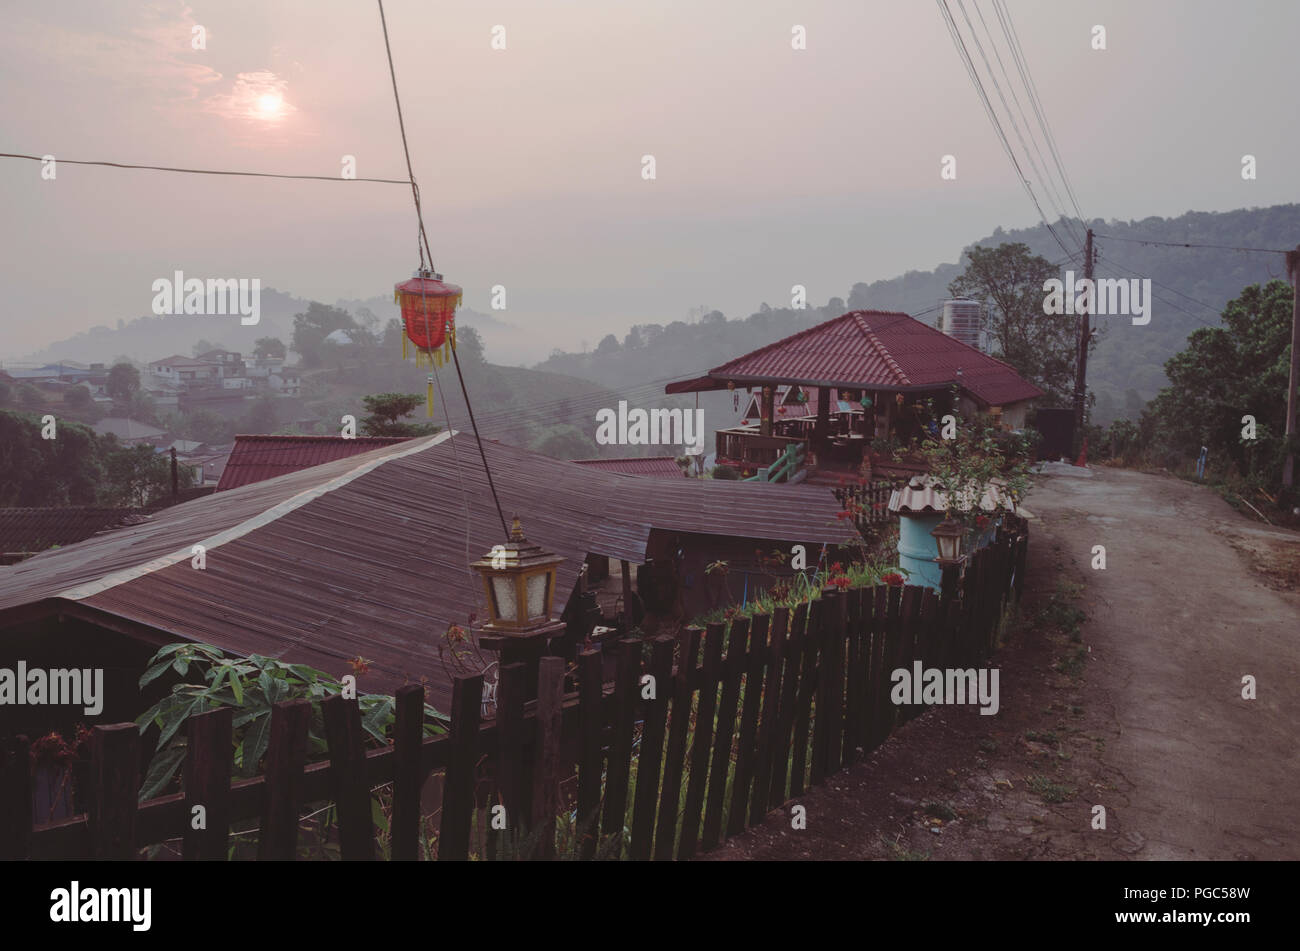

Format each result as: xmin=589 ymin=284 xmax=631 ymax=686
xmin=491 ymin=575 xmax=518 ymax=623
xmin=526 ymin=571 xmax=549 ymax=619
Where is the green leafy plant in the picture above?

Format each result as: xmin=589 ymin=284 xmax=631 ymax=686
xmin=135 ymin=643 xmax=448 ymax=801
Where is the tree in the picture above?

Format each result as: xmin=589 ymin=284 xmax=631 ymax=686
xmin=455 ymin=325 xmax=486 ymax=365
xmin=17 ymin=384 xmax=44 ymax=409
xmin=106 ymin=362 xmax=141 ymax=401
xmin=292 ymin=303 xmax=358 ymax=369
xmin=624 ymin=327 xmax=643 ymax=350
xmin=594 ymin=334 xmax=621 ymax=356
xmin=102 ymin=442 xmax=185 ymax=507
xmin=0 ymin=381 xmax=11 ymax=405
xmin=253 ymin=337 xmax=286 ymax=360
xmin=242 ymin=395 xmax=280 ymax=434
xmin=529 ymin=424 xmax=593 ymax=459
xmin=359 ymin=393 xmax=440 ymax=437
xmin=947 ymin=243 xmax=1082 ymax=407
xmin=64 ymin=386 xmax=94 ymax=411
xmin=1144 ymin=280 xmax=1294 ymax=484
xmin=191 ymin=339 xmax=224 ymax=357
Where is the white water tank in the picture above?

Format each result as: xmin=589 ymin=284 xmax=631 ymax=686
xmin=942 ymin=298 xmax=983 ymax=351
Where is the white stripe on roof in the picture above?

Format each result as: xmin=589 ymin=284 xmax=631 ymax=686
xmin=57 ymin=431 xmax=454 ymax=601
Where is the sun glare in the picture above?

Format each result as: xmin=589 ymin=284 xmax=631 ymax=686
xmin=256 ymin=93 xmax=283 ymax=118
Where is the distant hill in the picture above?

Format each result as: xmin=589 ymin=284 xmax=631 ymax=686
xmin=534 ymin=203 xmax=1300 ymax=426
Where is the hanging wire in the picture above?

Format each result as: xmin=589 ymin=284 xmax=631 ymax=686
xmin=378 ymin=0 xmax=510 ymax=540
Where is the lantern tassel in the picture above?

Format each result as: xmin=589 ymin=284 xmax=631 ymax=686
xmin=427 ymin=377 xmax=434 ymax=417
xmin=402 ymin=331 xmax=408 ymax=361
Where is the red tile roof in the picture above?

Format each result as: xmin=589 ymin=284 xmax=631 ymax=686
xmin=571 ymin=456 xmax=687 ymax=478
xmin=0 ymin=434 xmax=851 ymax=708
xmin=667 ymin=310 xmax=1044 ymax=407
xmin=215 ymin=434 xmax=412 ymax=491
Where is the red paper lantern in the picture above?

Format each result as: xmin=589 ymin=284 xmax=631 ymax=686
xmin=395 ymin=270 xmax=463 ymax=367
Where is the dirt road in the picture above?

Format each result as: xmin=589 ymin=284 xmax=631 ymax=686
xmin=708 ymin=465 xmax=1299 ymax=861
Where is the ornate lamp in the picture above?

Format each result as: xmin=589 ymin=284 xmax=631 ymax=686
xmin=395 ymin=268 xmax=462 ymax=370
xmin=470 ymin=516 xmax=564 ymax=634
xmin=930 ymin=516 xmax=966 ymax=565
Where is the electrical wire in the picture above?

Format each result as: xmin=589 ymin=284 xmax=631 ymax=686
xmin=1092 ymin=233 xmax=1290 ymax=254
xmin=0 ymin=151 xmax=410 ymax=185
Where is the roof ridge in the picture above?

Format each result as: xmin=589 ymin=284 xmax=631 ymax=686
xmin=707 ymin=310 xmax=911 ymax=377
xmin=54 ymin=432 xmax=453 ymax=602
xmin=849 ymin=311 xmax=911 ymax=386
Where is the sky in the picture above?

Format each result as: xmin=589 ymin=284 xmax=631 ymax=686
xmin=2 ymin=0 xmax=1297 ymax=364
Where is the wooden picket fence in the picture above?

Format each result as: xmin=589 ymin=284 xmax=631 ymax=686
xmin=0 ymin=521 xmax=1028 ymax=861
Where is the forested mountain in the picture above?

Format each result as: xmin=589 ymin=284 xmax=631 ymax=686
xmin=535 ymin=203 xmax=1300 ymax=426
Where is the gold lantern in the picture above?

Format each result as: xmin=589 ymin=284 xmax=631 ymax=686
xmin=470 ymin=517 xmax=564 ymax=634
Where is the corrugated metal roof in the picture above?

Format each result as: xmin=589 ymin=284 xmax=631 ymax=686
xmin=669 ymin=311 xmax=1044 ymax=407
xmin=571 ymin=456 xmax=687 ymax=478
xmin=0 ymin=433 xmax=849 ymax=709
xmin=215 ymin=434 xmax=412 ymax=491
xmin=0 ymin=508 xmax=148 ymax=556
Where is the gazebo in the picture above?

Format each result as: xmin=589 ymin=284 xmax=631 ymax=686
xmin=666 ymin=310 xmax=1044 ymax=483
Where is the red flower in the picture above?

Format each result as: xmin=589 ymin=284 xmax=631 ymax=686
xmin=830 ymin=562 xmax=843 ymax=573
xmin=882 ymin=572 xmax=905 ymax=587
xmin=349 ymin=656 xmax=372 ymax=675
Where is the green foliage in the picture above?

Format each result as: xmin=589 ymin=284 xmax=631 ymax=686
xmin=292 ymin=302 xmax=359 ymax=369
xmin=1142 ymin=280 xmax=1294 ymax=487
xmin=360 ymin=392 xmax=440 ymax=437
xmin=710 ymin=464 xmax=740 ymax=480
xmin=105 ymin=362 xmax=140 ymax=401
xmin=529 ymin=423 xmax=592 ymax=459
xmin=947 ymin=242 xmax=1081 ymax=407
xmin=134 ymin=643 xmax=448 ymax=802
xmin=253 ymin=336 xmax=286 ymax=360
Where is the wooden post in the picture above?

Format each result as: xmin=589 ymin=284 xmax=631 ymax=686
xmin=750 ymin=608 xmax=788 ymax=825
xmin=677 ymin=623 xmax=724 ymax=859
xmin=729 ymin=613 xmax=768 ymax=837
xmin=183 ymin=707 xmax=233 ymax=861
xmin=654 ymin=627 xmax=701 ymax=861
xmin=494 ymin=663 xmax=528 ymax=854
xmin=620 ymin=560 xmax=635 ymax=621
xmin=391 ymin=684 xmax=425 ymax=861
xmin=790 ymin=605 xmax=821 ymax=797
xmin=322 ymin=695 xmax=375 ymax=861
xmin=576 ymin=650 xmax=604 ymax=859
xmin=602 ymin=638 xmax=641 ymax=841
xmin=0 ymin=735 xmax=32 ymax=860
xmin=630 ymin=635 xmax=675 ymax=860
xmin=257 ymin=700 xmax=311 ymax=861
xmin=529 ymin=656 xmax=566 ymax=859
xmin=702 ymin=617 xmax=750 ymax=851
xmin=90 ymin=723 xmax=139 ymax=860
xmin=439 ymin=674 xmax=483 ymax=861
xmin=761 ymin=386 xmax=776 ymax=437
xmin=770 ymin=601 xmax=807 ymax=807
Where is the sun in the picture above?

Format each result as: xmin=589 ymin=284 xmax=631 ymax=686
xmin=256 ymin=93 xmax=283 ymax=118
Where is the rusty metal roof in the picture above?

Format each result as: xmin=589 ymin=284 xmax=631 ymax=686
xmin=215 ymin=434 xmax=412 ymax=491
xmin=571 ymin=456 xmax=687 ymax=478
xmin=0 ymin=507 xmax=148 ymax=557
xmin=0 ymin=433 xmax=849 ymax=709
xmin=667 ymin=311 xmax=1044 ymax=407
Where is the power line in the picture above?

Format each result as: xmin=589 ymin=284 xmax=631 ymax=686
xmin=0 ymin=151 xmax=410 ymax=185
xmin=935 ymin=0 xmax=1076 ymax=259
xmin=376 ymin=0 xmax=509 ymax=541
xmin=1092 ymin=233 xmax=1289 ymax=254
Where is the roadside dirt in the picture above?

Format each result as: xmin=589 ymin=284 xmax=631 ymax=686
xmin=706 ymin=465 xmax=1300 ymax=861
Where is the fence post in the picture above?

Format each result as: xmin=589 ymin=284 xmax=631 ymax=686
xmin=439 ymin=674 xmax=483 ymax=861
xmin=183 ymin=707 xmax=233 ymax=861
xmin=391 ymin=684 xmax=425 ymax=861
xmin=0 ymin=735 xmax=32 ymax=860
xmin=702 ymin=616 xmax=750 ymax=851
xmin=576 ymin=650 xmax=604 ymax=860
xmin=791 ymin=601 xmax=822 ymax=795
xmin=750 ymin=608 xmax=788 ymax=825
xmin=494 ymin=663 xmax=529 ymax=856
xmin=655 ymin=627 xmax=701 ymax=861
xmin=602 ymin=638 xmax=641 ymax=843
xmin=530 ymin=656 xmax=566 ymax=859
xmin=322 ymin=695 xmax=375 ymax=861
xmin=678 ymin=622 xmax=725 ymax=860
xmin=770 ymin=601 xmax=808 ymax=807
xmin=630 ymin=635 xmax=675 ymax=860
xmin=257 ymin=700 xmax=310 ymax=861
xmin=89 ymin=723 xmax=140 ymax=860
xmin=729 ymin=612 xmax=769 ymax=837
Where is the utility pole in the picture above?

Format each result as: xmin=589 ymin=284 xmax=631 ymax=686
xmin=1283 ymin=246 xmax=1300 ymax=487
xmin=1072 ymin=228 xmax=1094 ymax=447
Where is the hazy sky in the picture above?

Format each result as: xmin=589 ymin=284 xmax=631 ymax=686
xmin=2 ymin=0 xmax=1296 ymax=362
